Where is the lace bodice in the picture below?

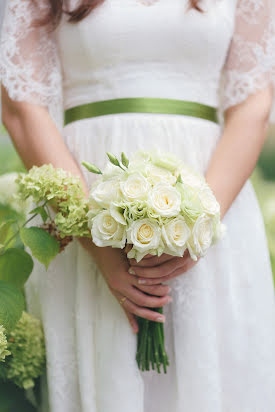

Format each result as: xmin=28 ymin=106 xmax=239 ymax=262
xmin=0 ymin=0 xmax=275 ymax=128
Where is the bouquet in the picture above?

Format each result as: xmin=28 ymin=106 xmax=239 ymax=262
xmin=0 ymin=151 xmax=225 ymax=378
xmin=83 ymin=150 xmax=225 ymax=373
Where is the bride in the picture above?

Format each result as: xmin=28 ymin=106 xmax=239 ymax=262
xmin=1 ymin=0 xmax=275 ymax=411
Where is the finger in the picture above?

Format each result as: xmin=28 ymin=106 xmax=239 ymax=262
xmin=129 ymin=256 xmax=188 ymax=279
xmin=111 ymin=290 xmax=139 ymax=333
xmin=123 ymin=299 xmax=166 ymax=323
xmin=135 ymin=283 xmax=171 ymax=297
xmin=124 ymin=244 xmax=132 ymax=254
xmin=136 ymin=258 xmax=197 ymax=285
xmin=129 ymin=253 xmax=174 ymax=268
xmin=142 ymin=254 xmax=156 ymax=259
xmin=124 ymin=309 xmax=139 ymax=334
xmin=125 ymin=285 xmax=172 ymax=308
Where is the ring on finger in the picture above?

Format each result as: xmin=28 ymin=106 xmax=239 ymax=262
xmin=119 ymin=296 xmax=127 ymax=306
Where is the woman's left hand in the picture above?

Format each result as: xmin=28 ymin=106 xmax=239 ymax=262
xmin=128 ymin=251 xmax=199 ymax=285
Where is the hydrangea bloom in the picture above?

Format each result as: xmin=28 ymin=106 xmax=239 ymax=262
xmin=1 ymin=312 xmax=46 ymax=390
xmin=0 ymin=326 xmax=10 ymax=362
xmin=0 ymin=173 xmax=31 ymax=215
xmin=16 ymin=164 xmax=90 ymax=238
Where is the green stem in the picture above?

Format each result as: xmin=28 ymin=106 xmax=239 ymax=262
xmin=147 ymin=334 xmax=152 ymax=371
xmin=152 ymin=324 xmax=161 ymax=373
xmin=45 ymin=204 xmax=54 ymax=224
xmin=141 ymin=320 xmax=149 ymax=371
xmin=3 ymin=201 xmax=48 ymax=251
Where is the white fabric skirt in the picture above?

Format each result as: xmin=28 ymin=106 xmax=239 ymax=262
xmin=25 ymin=113 xmax=275 ymax=412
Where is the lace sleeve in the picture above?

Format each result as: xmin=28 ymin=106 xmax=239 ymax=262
xmin=221 ymin=0 xmax=275 ymax=115
xmin=0 ymin=0 xmax=63 ymax=128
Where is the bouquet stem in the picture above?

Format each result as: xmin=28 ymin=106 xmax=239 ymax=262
xmin=136 ymin=308 xmax=169 ymax=373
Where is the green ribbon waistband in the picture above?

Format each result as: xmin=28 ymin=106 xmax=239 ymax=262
xmin=64 ymin=97 xmax=218 ymax=126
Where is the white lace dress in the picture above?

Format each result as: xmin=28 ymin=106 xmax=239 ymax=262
xmin=1 ymin=1 xmax=275 ymax=411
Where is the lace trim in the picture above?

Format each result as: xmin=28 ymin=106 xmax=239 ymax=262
xmin=0 ymin=0 xmax=63 ymax=126
xmin=236 ymin=0 xmax=265 ymax=24
xmin=221 ymin=0 xmax=275 ymax=112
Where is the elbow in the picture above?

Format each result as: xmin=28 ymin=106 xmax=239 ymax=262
xmin=245 ymin=86 xmax=273 ymax=128
xmin=1 ymin=85 xmax=40 ymax=133
xmin=2 ymin=104 xmax=15 ymax=131
xmin=257 ymin=85 xmax=274 ymax=127
xmin=1 ymin=86 xmax=23 ymax=131
xmin=225 ymin=85 xmax=274 ymax=133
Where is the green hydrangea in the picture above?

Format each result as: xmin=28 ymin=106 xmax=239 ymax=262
xmin=0 ymin=173 xmax=31 ymax=216
xmin=16 ymin=164 xmax=90 ymax=238
xmin=0 ymin=326 xmax=10 ymax=362
xmin=1 ymin=312 xmax=46 ymax=390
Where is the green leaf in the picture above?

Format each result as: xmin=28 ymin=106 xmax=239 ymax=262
xmin=20 ymin=227 xmax=59 ymax=269
xmin=0 ymin=220 xmax=16 ymax=244
xmin=0 ymin=248 xmax=33 ymax=290
xmin=0 ymin=204 xmax=23 ymax=224
xmin=0 ymin=219 xmax=23 ymax=251
xmin=176 ymin=174 xmax=183 ymax=184
xmin=121 ymin=152 xmax=129 ymax=168
xmin=107 ymin=152 xmax=121 ymax=168
xmin=29 ymin=206 xmax=48 ymax=223
xmin=0 ymin=280 xmax=25 ymax=331
xmin=81 ymin=161 xmax=102 ymax=174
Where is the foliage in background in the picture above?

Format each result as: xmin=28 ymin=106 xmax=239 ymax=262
xmin=258 ymin=125 xmax=275 ymax=181
xmin=0 ymin=312 xmax=46 ymax=390
xmin=0 ymin=134 xmax=43 ymax=411
xmin=251 ymin=169 xmax=275 ymax=277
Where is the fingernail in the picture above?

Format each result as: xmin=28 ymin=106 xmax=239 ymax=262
xmin=168 ymin=287 xmax=172 ymax=293
xmin=128 ymin=268 xmax=136 ymax=275
xmin=138 ymin=279 xmax=146 ymax=284
xmin=156 ymin=317 xmax=165 ymax=323
xmin=167 ymin=296 xmax=173 ymax=303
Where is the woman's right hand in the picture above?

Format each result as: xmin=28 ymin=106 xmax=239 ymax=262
xmin=79 ymin=238 xmax=172 ymax=333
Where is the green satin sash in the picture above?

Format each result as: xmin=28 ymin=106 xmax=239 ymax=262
xmin=64 ymin=97 xmax=218 ymax=126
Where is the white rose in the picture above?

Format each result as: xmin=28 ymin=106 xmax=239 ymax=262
xmin=199 ymin=187 xmax=220 ymax=216
xmin=102 ymin=163 xmax=124 ymax=179
xmin=162 ymin=216 xmax=191 ymax=256
xmin=180 ymin=170 xmax=206 ymax=190
xmin=120 ymin=173 xmax=149 ymax=201
xmin=150 ymin=151 xmax=182 ymax=173
xmin=127 ymin=218 xmax=161 ymax=258
xmin=145 ymin=164 xmax=176 ymax=186
xmin=148 ymin=183 xmax=181 ymax=218
xmin=90 ymin=178 xmax=121 ymax=208
xmin=188 ymin=214 xmax=214 ymax=259
xmin=91 ymin=210 xmax=126 ymax=248
xmin=213 ymin=222 xmax=227 ymax=244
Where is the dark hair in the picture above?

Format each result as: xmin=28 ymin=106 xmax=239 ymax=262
xmin=41 ymin=0 xmax=202 ymax=28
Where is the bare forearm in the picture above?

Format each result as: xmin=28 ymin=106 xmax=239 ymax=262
xmin=206 ymin=87 xmax=273 ymax=219
xmin=1 ymin=86 xmax=88 ymax=194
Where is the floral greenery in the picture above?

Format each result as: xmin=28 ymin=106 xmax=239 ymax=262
xmin=0 ymin=312 xmax=46 ymax=390
xmin=0 ymin=172 xmax=31 ymax=215
xmin=0 ymin=325 xmax=10 ymax=362
xmin=16 ymin=164 xmax=90 ymax=238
